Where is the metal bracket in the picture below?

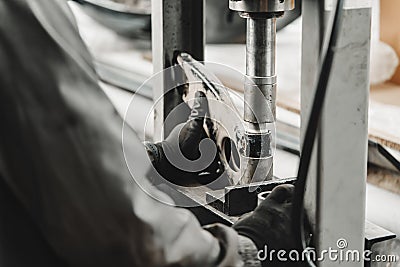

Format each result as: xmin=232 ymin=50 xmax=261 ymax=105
xmin=206 ymin=177 xmax=296 ymax=216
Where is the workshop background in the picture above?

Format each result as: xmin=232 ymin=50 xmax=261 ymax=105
xmin=67 ymin=0 xmax=400 ymax=265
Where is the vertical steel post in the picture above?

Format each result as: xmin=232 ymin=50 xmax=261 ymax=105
xmin=302 ymin=1 xmax=371 ymax=266
xmin=152 ymin=0 xmax=205 ymax=141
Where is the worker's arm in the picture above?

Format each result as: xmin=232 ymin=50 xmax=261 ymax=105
xmin=0 ymin=1 xmax=258 ymax=266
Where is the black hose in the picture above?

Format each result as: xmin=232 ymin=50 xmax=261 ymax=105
xmin=291 ymin=0 xmax=345 ymax=266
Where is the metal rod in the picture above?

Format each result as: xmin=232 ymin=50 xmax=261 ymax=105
xmin=244 ymin=17 xmax=277 ymax=124
xmin=241 ymin=16 xmax=277 ymax=183
xmin=230 ymin=1 xmax=293 ymax=184
xmin=247 ymin=17 xmax=276 ymax=78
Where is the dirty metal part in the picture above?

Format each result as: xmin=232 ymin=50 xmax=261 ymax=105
xmin=177 ymin=53 xmax=273 ymax=186
xmin=206 ymin=177 xmax=296 ymax=216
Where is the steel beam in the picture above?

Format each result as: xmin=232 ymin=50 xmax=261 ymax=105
xmin=151 ymin=0 xmax=205 ymax=141
xmin=302 ymin=0 xmax=371 ymax=266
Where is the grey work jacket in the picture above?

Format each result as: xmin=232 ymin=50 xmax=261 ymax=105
xmin=0 ymin=0 xmax=260 ymax=266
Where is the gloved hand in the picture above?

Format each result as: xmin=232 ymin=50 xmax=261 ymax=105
xmin=145 ymin=91 xmax=222 ymax=186
xmin=233 ymin=184 xmax=308 ymax=266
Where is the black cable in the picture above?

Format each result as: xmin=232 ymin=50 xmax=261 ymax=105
xmin=291 ymin=0 xmax=345 ymax=266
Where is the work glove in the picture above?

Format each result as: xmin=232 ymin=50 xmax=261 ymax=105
xmin=145 ymin=91 xmax=222 ymax=186
xmin=233 ymin=184 xmax=308 ymax=267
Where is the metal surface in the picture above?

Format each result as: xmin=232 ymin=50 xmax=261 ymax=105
xmin=241 ymin=18 xmax=277 ymax=183
xmin=368 ymin=140 xmax=400 ymax=172
xmin=364 ymin=221 xmax=396 ymax=267
xmin=152 ymin=0 xmax=204 ymax=141
xmin=177 ymin=53 xmax=275 ymax=186
xmin=230 ymin=0 xmax=289 ymax=183
xmin=177 ymin=53 xmax=244 ymax=185
xmin=276 ymin=0 xmax=302 ymax=31
xmin=244 ymin=18 xmax=276 ymax=123
xmin=301 ymin=1 xmax=372 ymax=266
xmin=229 ymin=0 xmax=294 ymax=13
xmin=206 ymin=177 xmax=296 ymax=216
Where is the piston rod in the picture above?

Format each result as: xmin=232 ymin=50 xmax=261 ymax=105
xmin=242 ymin=15 xmax=277 ymax=183
xmin=229 ymin=0 xmax=293 ymax=184
xmin=245 ymin=17 xmax=276 ymax=123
